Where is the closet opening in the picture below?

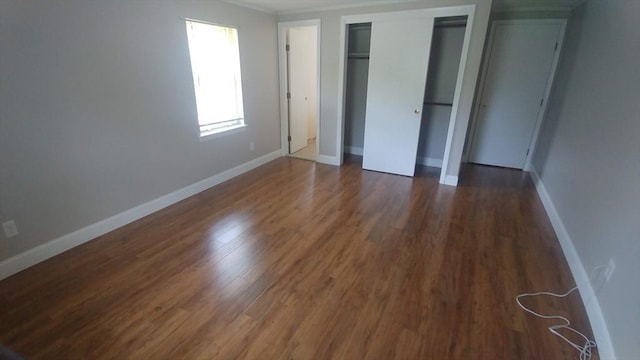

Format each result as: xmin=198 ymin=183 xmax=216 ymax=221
xmin=341 ymin=14 xmax=468 ymax=178
xmin=417 ymin=16 xmax=467 ymax=170
xmin=343 ymin=23 xmax=371 ymax=158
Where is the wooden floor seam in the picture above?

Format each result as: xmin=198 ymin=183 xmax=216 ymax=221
xmin=0 ymin=156 xmax=596 ymax=359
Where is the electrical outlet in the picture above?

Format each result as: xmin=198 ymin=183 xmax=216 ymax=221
xmin=604 ymin=259 xmax=615 ymax=283
xmin=250 ymin=141 xmax=255 ymax=151
xmin=2 ymin=220 xmax=18 ymax=238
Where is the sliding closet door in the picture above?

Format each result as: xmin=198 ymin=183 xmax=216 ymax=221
xmin=362 ymin=16 xmax=434 ymax=176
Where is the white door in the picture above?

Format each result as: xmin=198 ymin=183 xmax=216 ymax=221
xmin=287 ymin=27 xmax=314 ymax=154
xmin=362 ymin=16 xmax=434 ymax=176
xmin=469 ymin=21 xmax=563 ymax=169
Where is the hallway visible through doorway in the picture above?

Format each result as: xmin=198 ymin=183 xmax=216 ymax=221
xmin=278 ymin=20 xmax=320 ymax=162
xmin=290 ymin=139 xmax=316 ymax=161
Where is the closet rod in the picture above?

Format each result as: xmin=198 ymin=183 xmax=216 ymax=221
xmin=348 ymin=52 xmax=369 ymax=59
xmin=424 ymin=101 xmax=454 ymax=106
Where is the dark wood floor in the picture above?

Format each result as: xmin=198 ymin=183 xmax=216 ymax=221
xmin=0 ymin=156 xmax=595 ymax=359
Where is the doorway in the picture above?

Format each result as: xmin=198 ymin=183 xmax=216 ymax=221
xmin=278 ymin=21 xmax=320 ymax=162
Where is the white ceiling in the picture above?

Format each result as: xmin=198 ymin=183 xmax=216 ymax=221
xmin=223 ymin=0 xmax=583 ymax=14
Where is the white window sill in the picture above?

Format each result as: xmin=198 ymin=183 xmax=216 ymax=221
xmin=199 ymin=124 xmax=247 ymax=142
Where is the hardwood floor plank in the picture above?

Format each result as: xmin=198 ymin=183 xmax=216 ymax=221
xmin=0 ymin=156 xmax=597 ymax=359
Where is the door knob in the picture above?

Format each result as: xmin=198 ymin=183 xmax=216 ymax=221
xmin=414 ymin=109 xmax=421 ymax=114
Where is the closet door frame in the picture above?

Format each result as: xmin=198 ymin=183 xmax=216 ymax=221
xmin=336 ymin=5 xmax=476 ymax=185
xmin=465 ymin=19 xmax=567 ymax=171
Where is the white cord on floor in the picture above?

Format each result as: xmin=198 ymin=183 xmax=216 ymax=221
xmin=515 ymin=266 xmax=608 ymax=360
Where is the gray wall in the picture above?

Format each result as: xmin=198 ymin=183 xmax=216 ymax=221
xmin=278 ymin=0 xmax=492 ymax=179
xmin=0 ymin=0 xmax=280 ymax=260
xmin=532 ymin=0 xmax=640 ymax=358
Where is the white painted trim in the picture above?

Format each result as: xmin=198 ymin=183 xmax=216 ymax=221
xmin=314 ymin=23 xmax=322 ymax=162
xmin=442 ymin=175 xmax=458 ymax=186
xmin=334 ymin=5 xmax=475 ymax=188
xmin=199 ymin=123 xmax=247 ymax=142
xmin=277 ymin=22 xmax=289 ymax=156
xmin=316 ymin=154 xmax=340 ymax=166
xmin=529 ymin=168 xmax=616 ymax=360
xmin=417 ymin=157 xmax=443 ymax=168
xmin=466 ymin=19 xmax=567 ymax=171
xmin=277 ymin=20 xmax=322 ymax=161
xmin=438 ymin=7 xmax=475 ymax=186
xmin=0 ymin=150 xmax=282 ymax=280
xmin=336 ymin=15 xmax=348 ymax=166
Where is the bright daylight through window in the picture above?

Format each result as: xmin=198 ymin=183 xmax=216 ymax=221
xmin=185 ymin=20 xmax=245 ymax=137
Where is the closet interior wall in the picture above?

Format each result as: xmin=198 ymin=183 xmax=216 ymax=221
xmin=344 ymin=23 xmax=371 ymax=156
xmin=419 ymin=18 xmax=466 ymax=168
xmin=343 ymin=18 xmax=466 ymax=169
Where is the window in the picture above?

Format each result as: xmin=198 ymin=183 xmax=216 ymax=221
xmin=185 ymin=20 xmax=245 ymax=137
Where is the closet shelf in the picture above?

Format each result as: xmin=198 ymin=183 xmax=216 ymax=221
xmin=348 ymin=53 xmax=369 ymax=59
xmin=434 ymin=16 xmax=467 ymax=29
xmin=424 ymin=101 xmax=454 ymax=106
xmin=434 ymin=23 xmax=467 ymax=29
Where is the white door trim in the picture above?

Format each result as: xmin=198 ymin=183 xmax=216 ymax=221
xmin=336 ymin=5 xmax=476 ymax=185
xmin=466 ymin=19 xmax=567 ymax=171
xmin=278 ymin=20 xmax=321 ymax=159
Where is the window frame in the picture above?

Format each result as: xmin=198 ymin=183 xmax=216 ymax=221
xmin=184 ymin=18 xmax=247 ymax=139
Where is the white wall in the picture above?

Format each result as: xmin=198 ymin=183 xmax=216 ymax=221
xmin=302 ymin=26 xmax=318 ymax=141
xmin=0 ymin=0 xmax=280 ymax=260
xmin=532 ymin=0 xmax=640 ymax=358
xmin=278 ymin=0 xmax=492 ymax=180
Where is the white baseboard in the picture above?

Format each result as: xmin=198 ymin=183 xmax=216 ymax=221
xmin=344 ymin=146 xmax=363 ymax=156
xmin=0 ymin=150 xmax=282 ymax=280
xmin=417 ymin=156 xmax=443 ymax=168
xmin=442 ymin=175 xmax=458 ymax=186
xmin=529 ymin=168 xmax=615 ymax=360
xmin=316 ymin=154 xmax=340 ymax=166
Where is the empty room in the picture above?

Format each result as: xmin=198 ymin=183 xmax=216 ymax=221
xmin=0 ymin=0 xmax=637 ymax=359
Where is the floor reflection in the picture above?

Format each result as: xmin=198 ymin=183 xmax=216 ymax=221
xmin=205 ymin=212 xmax=257 ymax=287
